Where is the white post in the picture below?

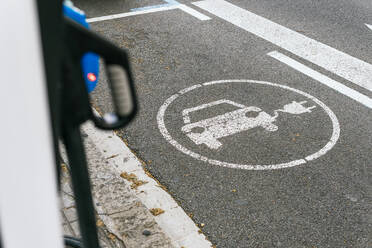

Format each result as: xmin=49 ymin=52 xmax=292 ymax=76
xmin=0 ymin=1 xmax=63 ymax=248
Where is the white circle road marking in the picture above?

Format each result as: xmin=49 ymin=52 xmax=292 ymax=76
xmin=157 ymin=80 xmax=340 ymax=170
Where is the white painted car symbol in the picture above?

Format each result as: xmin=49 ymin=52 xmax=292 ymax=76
xmin=181 ymin=100 xmax=279 ymax=149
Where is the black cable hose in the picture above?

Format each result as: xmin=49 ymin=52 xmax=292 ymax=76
xmin=64 ymin=235 xmax=83 ymax=248
xmin=63 ymin=126 xmax=101 ymax=248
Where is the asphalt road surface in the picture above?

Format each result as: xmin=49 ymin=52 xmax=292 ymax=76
xmin=75 ymin=0 xmax=372 ymax=247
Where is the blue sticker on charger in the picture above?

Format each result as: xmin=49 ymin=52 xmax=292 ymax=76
xmin=63 ymin=2 xmax=99 ymax=93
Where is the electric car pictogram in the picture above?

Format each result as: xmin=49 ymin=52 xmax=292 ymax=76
xmin=181 ymin=99 xmax=316 ymax=149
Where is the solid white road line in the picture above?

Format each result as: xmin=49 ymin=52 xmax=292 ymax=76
xmin=177 ymin=4 xmax=211 ymax=21
xmin=87 ymin=5 xmax=178 ymax=23
xmin=193 ymin=0 xmax=372 ymax=91
xmin=87 ymin=4 xmax=210 ymax=23
xmin=366 ymin=24 xmax=372 ymax=31
xmin=268 ymin=51 xmax=372 ymax=109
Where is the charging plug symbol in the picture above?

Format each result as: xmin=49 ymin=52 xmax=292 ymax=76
xmin=277 ymin=101 xmax=316 ymax=115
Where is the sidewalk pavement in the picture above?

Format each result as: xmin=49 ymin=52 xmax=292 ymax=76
xmin=59 ymin=125 xmax=176 ymax=248
xmin=60 ymin=165 xmax=126 ymax=248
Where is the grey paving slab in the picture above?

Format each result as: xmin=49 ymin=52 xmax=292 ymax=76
xmin=60 ymin=164 xmax=126 ymax=247
xmin=59 ymin=132 xmax=175 ymax=248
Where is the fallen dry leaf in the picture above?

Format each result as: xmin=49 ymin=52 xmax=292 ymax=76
xmin=61 ymin=163 xmax=68 ymax=172
xmin=120 ymin=172 xmax=148 ymax=189
xmin=96 ymin=219 xmax=104 ymax=227
xmin=120 ymin=172 xmax=136 ymax=180
xmin=130 ymin=180 xmax=147 ymax=189
xmin=108 ymin=233 xmax=116 ymax=241
xmin=150 ymin=208 xmax=165 ymax=216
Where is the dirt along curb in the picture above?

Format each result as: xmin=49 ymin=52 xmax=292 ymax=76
xmin=60 ymin=120 xmax=213 ymax=248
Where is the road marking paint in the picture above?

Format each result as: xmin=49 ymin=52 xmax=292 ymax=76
xmin=193 ymin=0 xmax=372 ymax=91
xmin=366 ymin=23 xmax=372 ymax=31
xmin=157 ymin=80 xmax=340 ymax=170
xmin=182 ymin=99 xmax=247 ymax=124
xmin=87 ymin=5 xmax=177 ymax=23
xmin=181 ymin=100 xmax=316 ymax=150
xmin=131 ymin=3 xmax=176 ymax=12
xmin=87 ymin=5 xmax=178 ymax=23
xmin=178 ymin=83 xmax=202 ymax=94
xmin=268 ymin=51 xmax=372 ymax=109
xmin=82 ymin=115 xmax=213 ymax=247
xmin=88 ymin=3 xmax=210 ymax=23
xmin=177 ymin=5 xmax=211 ymax=21
xmin=131 ymin=0 xmax=179 ymax=12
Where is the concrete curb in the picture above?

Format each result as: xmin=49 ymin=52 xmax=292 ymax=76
xmin=79 ymin=121 xmax=213 ymax=248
